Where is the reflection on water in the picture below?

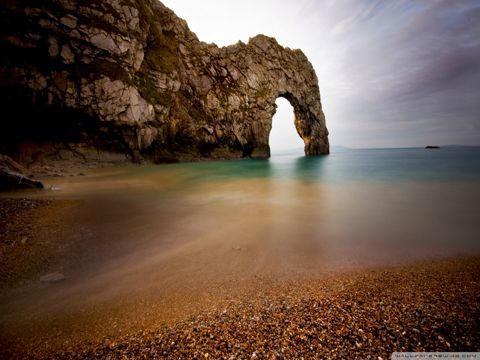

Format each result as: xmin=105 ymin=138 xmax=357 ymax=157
xmin=1 ymin=147 xmax=480 ymax=342
xmin=17 ymin=146 xmax=480 ymax=282
xmin=25 ymin=147 xmax=480 ymax=292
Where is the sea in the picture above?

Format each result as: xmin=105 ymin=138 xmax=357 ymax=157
xmin=52 ymin=145 xmax=480 ymax=276
xmin=1 ymin=146 xmax=480 ymax=341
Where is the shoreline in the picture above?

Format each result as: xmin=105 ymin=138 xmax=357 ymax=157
xmin=54 ymin=256 xmax=480 ymax=359
xmin=0 ymin=195 xmax=479 ymax=358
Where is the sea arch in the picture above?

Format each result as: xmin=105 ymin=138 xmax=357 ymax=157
xmin=269 ymin=96 xmax=305 ymax=155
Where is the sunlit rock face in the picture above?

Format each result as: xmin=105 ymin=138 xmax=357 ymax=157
xmin=0 ymin=0 xmax=329 ymax=163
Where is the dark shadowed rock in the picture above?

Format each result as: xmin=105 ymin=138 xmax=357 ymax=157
xmin=0 ymin=155 xmax=44 ymax=191
xmin=0 ymin=0 xmax=329 ymax=164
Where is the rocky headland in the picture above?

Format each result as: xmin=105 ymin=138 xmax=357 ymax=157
xmin=0 ymin=0 xmax=329 ymax=182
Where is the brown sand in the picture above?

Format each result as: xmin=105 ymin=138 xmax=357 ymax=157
xmin=0 ymin=198 xmax=479 ymax=359
xmin=0 ymin=197 xmax=77 ymax=288
xmin=44 ymin=257 xmax=480 ymax=359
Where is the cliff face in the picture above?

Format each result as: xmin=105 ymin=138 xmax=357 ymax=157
xmin=0 ymin=0 xmax=329 ymax=164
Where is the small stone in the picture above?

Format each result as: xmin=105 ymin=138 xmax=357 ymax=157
xmin=40 ymin=272 xmax=65 ymax=282
xmin=60 ymin=44 xmax=75 ymax=64
xmin=47 ymin=37 xmax=59 ymax=58
xmin=21 ymin=237 xmax=28 ymax=245
xmin=60 ymin=15 xmax=77 ymax=29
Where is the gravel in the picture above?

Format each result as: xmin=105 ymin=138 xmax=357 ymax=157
xmin=0 ymin=197 xmax=75 ymax=288
xmin=1 ymin=199 xmax=479 ymax=359
xmin=45 ymin=257 xmax=480 ymax=359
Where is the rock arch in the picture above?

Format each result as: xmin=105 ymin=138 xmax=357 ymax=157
xmin=268 ymin=96 xmax=304 ymax=153
xmin=278 ymin=91 xmax=329 ymax=156
xmin=0 ymin=1 xmax=329 ymax=163
xmin=179 ymin=34 xmax=329 ymax=159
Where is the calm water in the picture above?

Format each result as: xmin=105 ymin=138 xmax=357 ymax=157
xmin=172 ymin=146 xmax=480 ymax=184
xmin=51 ymin=146 xmax=480 ymax=275
xmin=2 ymin=147 xmax=480 ymax=341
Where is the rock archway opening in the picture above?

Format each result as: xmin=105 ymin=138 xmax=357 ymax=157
xmin=269 ymin=97 xmax=304 ymax=156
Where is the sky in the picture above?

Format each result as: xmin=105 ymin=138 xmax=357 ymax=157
xmin=161 ymin=0 xmax=480 ymax=149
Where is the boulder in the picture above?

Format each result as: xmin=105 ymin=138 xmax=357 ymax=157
xmin=0 ymin=155 xmax=44 ymax=191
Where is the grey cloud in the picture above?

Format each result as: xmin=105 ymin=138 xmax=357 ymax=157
xmin=318 ymin=0 xmax=480 ymax=146
xmin=162 ymin=0 xmax=480 ymax=147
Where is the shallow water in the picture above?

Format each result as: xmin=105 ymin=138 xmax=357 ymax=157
xmin=1 ymin=147 xmax=480 ymax=344
xmin=15 ymin=147 xmax=480 ymax=282
xmin=30 ymin=147 xmax=480 ymax=302
xmin=56 ymin=146 xmax=480 ymax=272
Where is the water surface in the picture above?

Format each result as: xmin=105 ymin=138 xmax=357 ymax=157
xmin=1 ymin=146 xmax=480 ymax=344
xmin=36 ymin=146 xmax=480 ymax=281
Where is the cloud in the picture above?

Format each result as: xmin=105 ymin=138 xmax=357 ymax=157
xmin=317 ymin=0 xmax=480 ymax=147
xmin=161 ymin=0 xmax=480 ymax=148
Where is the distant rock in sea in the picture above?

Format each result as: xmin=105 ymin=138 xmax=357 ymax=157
xmin=425 ymin=146 xmax=440 ymax=149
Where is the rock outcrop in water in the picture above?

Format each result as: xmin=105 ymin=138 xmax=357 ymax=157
xmin=0 ymin=155 xmax=44 ymax=190
xmin=0 ymin=0 xmax=329 ymax=164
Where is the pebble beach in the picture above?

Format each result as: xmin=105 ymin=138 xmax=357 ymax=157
xmin=0 ymin=196 xmax=478 ymax=359
xmin=45 ymin=257 xmax=478 ymax=359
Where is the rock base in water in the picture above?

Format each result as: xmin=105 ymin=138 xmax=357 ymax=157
xmin=0 ymin=155 xmax=44 ymax=191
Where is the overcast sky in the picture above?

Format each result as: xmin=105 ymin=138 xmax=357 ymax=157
xmin=161 ymin=0 xmax=480 ymax=149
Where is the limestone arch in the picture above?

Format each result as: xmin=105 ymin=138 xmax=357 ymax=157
xmin=268 ymin=94 xmax=305 ymax=155
xmin=265 ymin=90 xmax=328 ymax=157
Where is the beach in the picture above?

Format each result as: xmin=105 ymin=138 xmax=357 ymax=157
xmin=1 ymin=199 xmax=479 ymax=359
xmin=55 ymin=257 xmax=480 ymax=359
xmin=1 ymin=148 xmax=479 ymax=358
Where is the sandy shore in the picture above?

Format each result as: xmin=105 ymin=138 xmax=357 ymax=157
xmin=0 ymin=197 xmax=479 ymax=359
xmin=40 ymin=257 xmax=478 ymax=359
xmin=0 ymin=197 xmax=77 ymax=288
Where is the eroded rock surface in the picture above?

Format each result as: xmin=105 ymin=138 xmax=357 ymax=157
xmin=0 ymin=155 xmax=44 ymax=190
xmin=0 ymin=0 xmax=329 ymax=164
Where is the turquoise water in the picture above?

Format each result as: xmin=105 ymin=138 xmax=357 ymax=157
xmin=53 ymin=146 xmax=480 ymax=275
xmin=167 ymin=146 xmax=480 ymax=184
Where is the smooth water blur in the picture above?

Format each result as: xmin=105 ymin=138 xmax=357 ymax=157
xmin=2 ymin=147 xmax=480 ymax=340
xmin=166 ymin=146 xmax=480 ymax=184
xmin=45 ymin=146 xmax=480 ymax=280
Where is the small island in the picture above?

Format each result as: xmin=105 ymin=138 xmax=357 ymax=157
xmin=425 ymin=145 xmax=440 ymax=149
